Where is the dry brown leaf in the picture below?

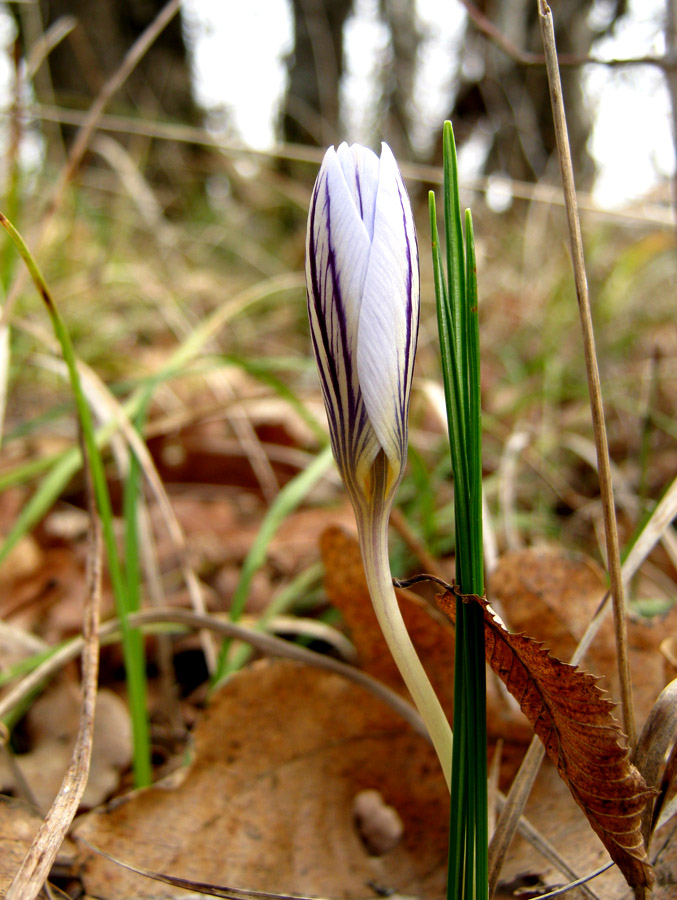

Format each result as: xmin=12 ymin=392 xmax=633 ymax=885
xmin=488 ymin=548 xmax=611 ymax=663
xmin=437 ymin=588 xmax=655 ymax=890
xmin=490 ymin=547 xmax=677 ymax=724
xmin=0 ymin=797 xmax=51 ymax=893
xmin=74 ymin=659 xmax=449 ymax=899
xmin=0 ymin=688 xmax=131 ymax=811
xmin=494 ymin=757 xmax=677 ymax=899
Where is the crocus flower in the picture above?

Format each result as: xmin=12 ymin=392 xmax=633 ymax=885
xmin=306 ymin=142 xmax=452 ymax=787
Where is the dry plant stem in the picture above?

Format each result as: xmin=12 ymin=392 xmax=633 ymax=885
xmin=0 ymin=609 xmax=428 ymax=744
xmin=79 ymin=833 xmax=611 ymax=900
xmin=14 ymin=103 xmax=671 ymax=226
xmin=47 ymin=0 xmax=181 ymax=212
xmin=488 ymin=740 xmax=503 ymax=839
xmin=6 ymin=436 xmax=103 ymax=900
xmin=489 ymin=741 xmax=554 ymax=898
xmin=16 ymin=2 xmax=66 ymax=167
xmin=0 ymin=0 xmax=182 ymax=329
xmin=538 ymin=0 xmax=635 ymax=750
xmin=460 ymin=0 xmax=675 ymax=71
xmin=633 ymin=680 xmax=677 ymax=846
xmin=25 ymin=15 xmax=77 ymax=83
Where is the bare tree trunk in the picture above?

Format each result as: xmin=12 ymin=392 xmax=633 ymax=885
xmin=665 ymin=0 xmax=677 ymax=231
xmin=280 ymin=0 xmax=354 ymax=147
xmin=26 ymin=0 xmax=204 ymax=209
xmin=446 ymin=0 xmax=628 ymax=185
xmin=377 ymin=0 xmax=421 ymax=160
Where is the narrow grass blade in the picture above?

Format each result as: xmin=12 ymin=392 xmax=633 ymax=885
xmin=0 ymin=211 xmax=152 ymax=787
xmin=213 ymin=444 xmax=334 ymax=685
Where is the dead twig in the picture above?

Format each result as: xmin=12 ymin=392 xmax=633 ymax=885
xmin=460 ymin=0 xmax=677 ymax=71
xmin=487 ymin=6 xmax=643 ymax=890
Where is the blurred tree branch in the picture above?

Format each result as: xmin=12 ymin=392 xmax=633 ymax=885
xmin=461 ymin=0 xmax=677 ymax=70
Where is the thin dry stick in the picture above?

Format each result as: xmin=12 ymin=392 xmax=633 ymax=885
xmin=0 ymin=609 xmax=423 ymax=742
xmin=489 ymin=7 xmax=640 ymax=888
xmin=460 ymin=0 xmax=677 ymax=71
xmin=25 ymin=15 xmax=77 ymax=82
xmin=5 ymin=435 xmax=103 ymax=900
xmin=538 ymin=0 xmax=635 ymax=750
xmin=46 ymin=0 xmax=181 ymax=217
xmin=390 ymin=506 xmax=448 ymax=580
xmin=19 ymin=104 xmax=674 ymax=227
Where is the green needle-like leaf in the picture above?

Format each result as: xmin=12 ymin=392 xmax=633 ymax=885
xmin=430 ymin=123 xmax=487 ymax=900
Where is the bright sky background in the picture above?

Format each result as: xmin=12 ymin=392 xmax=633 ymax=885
xmin=182 ymin=0 xmax=673 ymax=209
xmin=0 ymin=0 xmax=672 ymax=209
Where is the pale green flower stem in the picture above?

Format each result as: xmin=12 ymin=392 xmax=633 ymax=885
xmin=354 ymin=454 xmax=453 ymax=791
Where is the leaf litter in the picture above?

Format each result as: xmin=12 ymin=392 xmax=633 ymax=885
xmin=74 ymin=658 xmax=449 ymax=900
xmin=70 ymin=525 xmax=673 ymax=897
xmin=436 ymin=586 xmax=654 ymax=889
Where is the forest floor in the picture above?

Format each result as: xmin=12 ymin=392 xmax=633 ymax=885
xmin=0 ymin=146 xmax=675 ymax=899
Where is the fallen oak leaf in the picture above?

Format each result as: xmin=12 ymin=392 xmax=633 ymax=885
xmin=320 ymin=525 xmax=455 ymax=716
xmin=435 ymin=584 xmax=655 ymax=891
xmin=74 ymin=659 xmax=449 ymax=899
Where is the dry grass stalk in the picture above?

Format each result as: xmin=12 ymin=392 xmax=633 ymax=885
xmin=16 ymin=104 xmax=674 ymax=227
xmin=17 ymin=316 xmax=218 ymax=672
xmin=5 ymin=433 xmax=103 ymax=900
xmin=537 ymin=0 xmax=635 ymax=749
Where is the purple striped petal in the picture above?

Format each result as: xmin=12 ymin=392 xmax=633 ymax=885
xmin=357 ymin=143 xmax=419 ymax=483
xmin=306 ymin=141 xmax=419 ymax=505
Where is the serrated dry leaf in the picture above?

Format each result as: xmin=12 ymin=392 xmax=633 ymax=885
xmin=488 ymin=548 xmax=611 ymax=663
xmin=74 ymin=659 xmax=449 ymax=900
xmin=490 ymin=548 xmax=677 ymax=724
xmin=436 ymin=588 xmax=655 ymax=890
xmin=494 ymin=757 xmax=677 ymax=899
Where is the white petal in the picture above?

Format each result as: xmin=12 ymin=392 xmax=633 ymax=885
xmin=357 ymin=143 xmax=420 ymax=475
xmin=306 ymin=146 xmax=382 ymax=489
xmin=336 ymin=143 xmax=381 ymax=239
